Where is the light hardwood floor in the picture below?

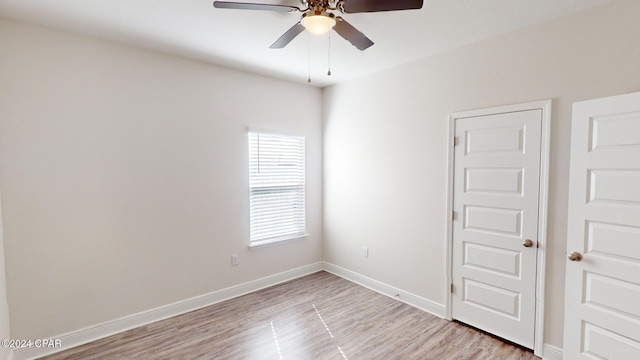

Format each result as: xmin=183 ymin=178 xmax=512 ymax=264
xmin=42 ymin=271 xmax=537 ymax=359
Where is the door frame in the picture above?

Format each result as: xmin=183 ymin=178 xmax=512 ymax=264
xmin=444 ymin=100 xmax=552 ymax=356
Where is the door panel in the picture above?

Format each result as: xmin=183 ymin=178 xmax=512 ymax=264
xmin=465 ymin=125 xmax=525 ymax=154
xmin=463 ymin=279 xmax=520 ymax=318
xmin=583 ymin=322 xmax=640 ymax=359
xmin=588 ymin=170 xmax=640 ymax=204
xmin=464 ymin=243 xmax=521 ymax=277
xmin=564 ymin=91 xmax=640 ymax=359
xmin=452 ymin=109 xmax=542 ymax=349
xmin=465 ymin=168 xmax=524 ymax=195
xmin=464 ymin=205 xmax=522 ymax=236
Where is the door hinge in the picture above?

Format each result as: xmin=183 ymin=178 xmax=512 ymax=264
xmin=453 ymin=136 xmax=460 ymax=146
xmin=451 ymin=284 xmax=454 ymax=293
xmin=452 ymin=211 xmax=457 ymax=221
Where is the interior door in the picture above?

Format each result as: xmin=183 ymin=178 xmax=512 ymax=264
xmin=564 ymin=92 xmax=640 ymax=359
xmin=451 ymin=108 xmax=542 ymax=349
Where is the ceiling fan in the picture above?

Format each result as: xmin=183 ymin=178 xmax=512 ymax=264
xmin=212 ymin=0 xmax=424 ymax=51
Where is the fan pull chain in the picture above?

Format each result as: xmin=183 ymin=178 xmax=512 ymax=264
xmin=307 ymin=36 xmax=311 ymax=83
xmin=327 ymin=32 xmax=332 ymax=76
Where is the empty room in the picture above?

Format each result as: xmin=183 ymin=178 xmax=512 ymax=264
xmin=1 ymin=0 xmax=639 ymax=359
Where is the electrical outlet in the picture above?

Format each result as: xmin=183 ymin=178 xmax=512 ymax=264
xmin=231 ymin=254 xmax=238 ymax=266
xmin=362 ymin=246 xmax=369 ymax=258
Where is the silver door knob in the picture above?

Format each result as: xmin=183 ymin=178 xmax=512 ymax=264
xmin=523 ymin=239 xmax=534 ymax=247
xmin=568 ymin=252 xmax=582 ymax=261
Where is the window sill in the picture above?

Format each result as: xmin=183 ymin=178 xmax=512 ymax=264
xmin=248 ymin=234 xmax=309 ymax=250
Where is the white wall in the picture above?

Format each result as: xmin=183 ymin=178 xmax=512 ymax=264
xmin=0 ymin=19 xmax=323 ymax=340
xmin=323 ymin=0 xmax=640 ymax=349
xmin=0 ymin=190 xmax=10 ymax=360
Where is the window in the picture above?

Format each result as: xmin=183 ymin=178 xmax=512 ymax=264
xmin=248 ymin=130 xmax=306 ymax=246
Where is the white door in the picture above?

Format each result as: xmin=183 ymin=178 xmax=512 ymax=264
xmin=451 ymin=107 xmax=543 ymax=349
xmin=564 ymin=92 xmax=640 ymax=359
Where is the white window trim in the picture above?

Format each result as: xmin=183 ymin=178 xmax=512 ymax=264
xmin=248 ymin=233 xmax=309 ymax=250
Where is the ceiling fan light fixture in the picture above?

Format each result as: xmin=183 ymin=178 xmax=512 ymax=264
xmin=301 ymin=12 xmax=336 ymax=35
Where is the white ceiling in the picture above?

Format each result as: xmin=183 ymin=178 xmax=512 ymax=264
xmin=0 ymin=0 xmax=610 ymax=87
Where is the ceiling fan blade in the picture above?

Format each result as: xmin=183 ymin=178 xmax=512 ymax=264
xmin=213 ymin=1 xmax=301 ymax=13
xmin=270 ymin=22 xmax=305 ymax=49
xmin=342 ymin=0 xmax=423 ymax=13
xmin=333 ymin=17 xmax=374 ymax=51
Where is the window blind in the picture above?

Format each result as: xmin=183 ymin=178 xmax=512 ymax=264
xmin=248 ymin=131 xmax=306 ymax=244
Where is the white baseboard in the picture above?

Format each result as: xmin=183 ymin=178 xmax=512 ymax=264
xmin=13 ymin=262 xmax=323 ymax=360
xmin=322 ymin=262 xmax=446 ymax=318
xmin=542 ymin=344 xmax=563 ymax=360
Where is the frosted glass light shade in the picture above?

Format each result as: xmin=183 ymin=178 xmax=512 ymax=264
xmin=302 ymin=14 xmax=336 ymax=35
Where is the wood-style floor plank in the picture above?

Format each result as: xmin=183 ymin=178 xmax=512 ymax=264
xmin=41 ymin=271 xmax=538 ymax=359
